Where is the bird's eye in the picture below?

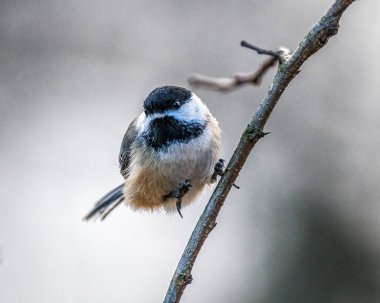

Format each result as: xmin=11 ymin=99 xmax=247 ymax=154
xmin=173 ymin=101 xmax=180 ymax=108
xmin=144 ymin=110 xmax=148 ymax=115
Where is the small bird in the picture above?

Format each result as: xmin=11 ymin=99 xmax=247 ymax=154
xmin=84 ymin=85 xmax=223 ymax=220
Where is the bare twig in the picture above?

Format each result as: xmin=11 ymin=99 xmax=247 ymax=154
xmin=188 ymin=56 xmax=279 ymax=92
xmin=188 ymin=42 xmax=290 ymax=92
xmin=240 ymin=40 xmax=281 ymax=58
xmin=164 ymin=0 xmax=356 ymax=302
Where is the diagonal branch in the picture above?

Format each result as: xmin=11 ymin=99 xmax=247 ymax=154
xmin=164 ymin=0 xmax=356 ymax=302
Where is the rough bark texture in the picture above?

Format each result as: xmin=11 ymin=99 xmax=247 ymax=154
xmin=164 ymin=1 xmax=356 ymax=302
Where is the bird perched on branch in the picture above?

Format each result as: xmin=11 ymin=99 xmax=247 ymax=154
xmin=84 ymin=86 xmax=223 ymax=220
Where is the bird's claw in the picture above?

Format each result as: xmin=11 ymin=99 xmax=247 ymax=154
xmin=162 ymin=179 xmax=192 ymax=218
xmin=212 ymin=158 xmax=240 ymax=189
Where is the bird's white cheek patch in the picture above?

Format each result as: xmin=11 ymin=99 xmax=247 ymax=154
xmin=139 ymin=94 xmax=209 ymax=131
xmin=168 ymin=94 xmax=209 ymax=123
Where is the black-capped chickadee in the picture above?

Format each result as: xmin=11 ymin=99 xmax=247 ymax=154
xmin=84 ymin=86 xmax=223 ymax=220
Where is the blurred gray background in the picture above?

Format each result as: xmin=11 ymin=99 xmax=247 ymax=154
xmin=1 ymin=1 xmax=380 ymax=302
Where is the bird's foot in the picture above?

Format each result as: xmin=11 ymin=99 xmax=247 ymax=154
xmin=211 ymin=159 xmax=240 ymax=189
xmin=212 ymin=159 xmax=225 ymax=181
xmin=162 ymin=179 xmax=192 ymax=218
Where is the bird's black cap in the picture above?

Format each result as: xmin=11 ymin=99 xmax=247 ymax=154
xmin=143 ymin=86 xmax=192 ymax=115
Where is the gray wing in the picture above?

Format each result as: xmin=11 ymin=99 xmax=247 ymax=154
xmin=119 ymin=118 xmax=139 ymax=178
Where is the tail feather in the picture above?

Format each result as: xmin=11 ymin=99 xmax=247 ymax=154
xmin=84 ymin=184 xmax=124 ymax=221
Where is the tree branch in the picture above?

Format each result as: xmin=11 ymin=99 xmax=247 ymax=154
xmin=188 ymin=42 xmax=291 ymax=92
xmin=240 ymin=40 xmax=282 ymax=58
xmin=188 ymin=44 xmax=289 ymax=92
xmin=188 ymin=56 xmax=277 ymax=92
xmin=164 ymin=0 xmax=356 ymax=302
